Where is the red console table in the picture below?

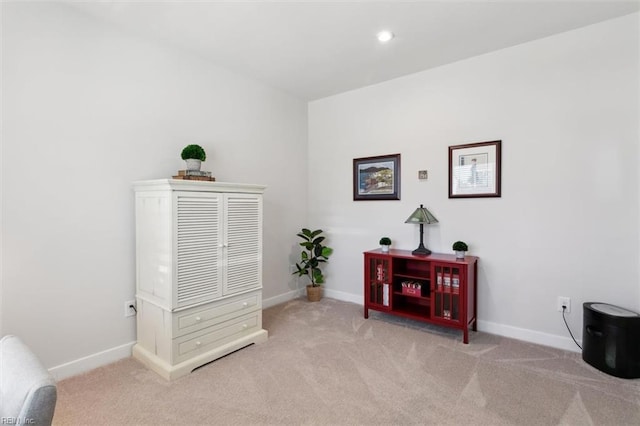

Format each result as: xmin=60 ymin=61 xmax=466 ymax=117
xmin=364 ymin=249 xmax=478 ymax=343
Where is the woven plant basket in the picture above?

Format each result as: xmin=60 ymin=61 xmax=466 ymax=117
xmin=306 ymin=285 xmax=323 ymax=302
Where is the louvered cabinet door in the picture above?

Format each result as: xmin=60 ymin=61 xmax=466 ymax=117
xmin=175 ymin=192 xmax=224 ymax=308
xmin=223 ymin=194 xmax=262 ymax=296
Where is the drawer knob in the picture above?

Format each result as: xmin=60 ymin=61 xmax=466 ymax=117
xmin=242 ymin=324 xmax=248 ymax=329
xmin=242 ymin=302 xmax=248 ymax=308
xmin=195 ymin=316 xmax=202 ymax=322
xmin=195 ymin=341 xmax=202 ymax=346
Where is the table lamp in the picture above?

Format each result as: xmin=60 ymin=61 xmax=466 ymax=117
xmin=405 ymin=204 xmax=438 ymax=255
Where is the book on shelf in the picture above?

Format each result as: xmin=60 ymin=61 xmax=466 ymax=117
xmin=177 ymin=169 xmax=212 ymax=177
xmin=383 ymin=283 xmax=389 ymax=306
xmin=172 ymin=175 xmax=216 ymax=181
xmin=376 ymin=264 xmax=384 ymax=281
xmin=452 ymin=274 xmax=460 ymax=288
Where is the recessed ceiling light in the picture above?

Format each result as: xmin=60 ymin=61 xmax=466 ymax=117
xmin=377 ymin=30 xmax=394 ymax=43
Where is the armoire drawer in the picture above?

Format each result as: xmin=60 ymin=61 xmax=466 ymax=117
xmin=173 ymin=291 xmax=261 ymax=337
xmin=173 ymin=311 xmax=261 ymax=363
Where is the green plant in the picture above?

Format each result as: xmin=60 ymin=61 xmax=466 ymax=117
xmin=379 ymin=237 xmax=392 ymax=246
xmin=181 ymin=144 xmax=207 ymax=161
xmin=293 ymin=228 xmax=333 ymax=287
xmin=452 ymin=241 xmax=468 ymax=251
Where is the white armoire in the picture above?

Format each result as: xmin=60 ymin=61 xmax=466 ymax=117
xmin=132 ymin=179 xmax=268 ymax=380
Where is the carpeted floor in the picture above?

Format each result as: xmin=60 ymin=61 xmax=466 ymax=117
xmin=53 ymin=298 xmax=640 ymax=425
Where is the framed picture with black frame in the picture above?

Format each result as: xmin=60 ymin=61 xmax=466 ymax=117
xmin=449 ymin=140 xmax=501 ymax=198
xmin=353 ymin=153 xmax=401 ymax=201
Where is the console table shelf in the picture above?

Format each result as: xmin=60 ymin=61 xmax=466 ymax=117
xmin=364 ymin=249 xmax=478 ymax=343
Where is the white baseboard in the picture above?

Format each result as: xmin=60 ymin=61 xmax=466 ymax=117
xmin=262 ymin=287 xmax=362 ymax=307
xmin=323 ymin=288 xmax=363 ymax=305
xmin=263 ymin=288 xmax=304 ymax=308
xmin=49 ymin=341 xmax=135 ymax=381
xmin=477 ymin=319 xmax=582 ymax=353
xmin=327 ymin=291 xmax=582 ymax=353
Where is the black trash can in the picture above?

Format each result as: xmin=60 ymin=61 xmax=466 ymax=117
xmin=582 ymin=302 xmax=640 ymax=379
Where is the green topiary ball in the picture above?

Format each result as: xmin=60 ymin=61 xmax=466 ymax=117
xmin=452 ymin=241 xmax=468 ymax=251
xmin=181 ymin=144 xmax=206 ymax=161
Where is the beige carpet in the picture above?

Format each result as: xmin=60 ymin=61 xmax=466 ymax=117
xmin=54 ymin=298 xmax=640 ymax=425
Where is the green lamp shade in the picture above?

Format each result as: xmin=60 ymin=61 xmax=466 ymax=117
xmin=404 ymin=204 xmax=438 ymax=224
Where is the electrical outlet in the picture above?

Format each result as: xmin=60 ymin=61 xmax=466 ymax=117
xmin=124 ymin=299 xmax=136 ymax=317
xmin=557 ymin=296 xmax=571 ymax=313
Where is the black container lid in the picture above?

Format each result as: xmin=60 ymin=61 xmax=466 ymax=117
xmin=585 ymin=302 xmax=640 ymax=317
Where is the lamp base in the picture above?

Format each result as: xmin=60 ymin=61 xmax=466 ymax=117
xmin=412 ymin=246 xmax=431 ymax=256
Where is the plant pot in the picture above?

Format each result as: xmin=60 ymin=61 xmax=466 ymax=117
xmin=306 ymin=285 xmax=322 ymax=302
xmin=455 ymin=250 xmax=466 ymax=259
xmin=185 ymin=159 xmax=202 ymax=171
xmin=381 ymin=245 xmax=390 ymax=253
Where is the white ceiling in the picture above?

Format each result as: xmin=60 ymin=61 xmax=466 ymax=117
xmin=70 ymin=1 xmax=640 ymax=101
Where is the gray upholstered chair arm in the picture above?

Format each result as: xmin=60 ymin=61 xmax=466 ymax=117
xmin=1 ymin=335 xmax=57 ymax=425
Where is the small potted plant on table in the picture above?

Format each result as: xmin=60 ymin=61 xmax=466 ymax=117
xmin=379 ymin=237 xmax=392 ymax=253
xmin=452 ymin=241 xmax=468 ymax=259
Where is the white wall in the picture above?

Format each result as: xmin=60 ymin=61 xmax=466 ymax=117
xmin=637 ymin=12 xmax=640 ymax=314
xmin=1 ymin=3 xmax=307 ymax=377
xmin=309 ymin=13 xmax=640 ymax=351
